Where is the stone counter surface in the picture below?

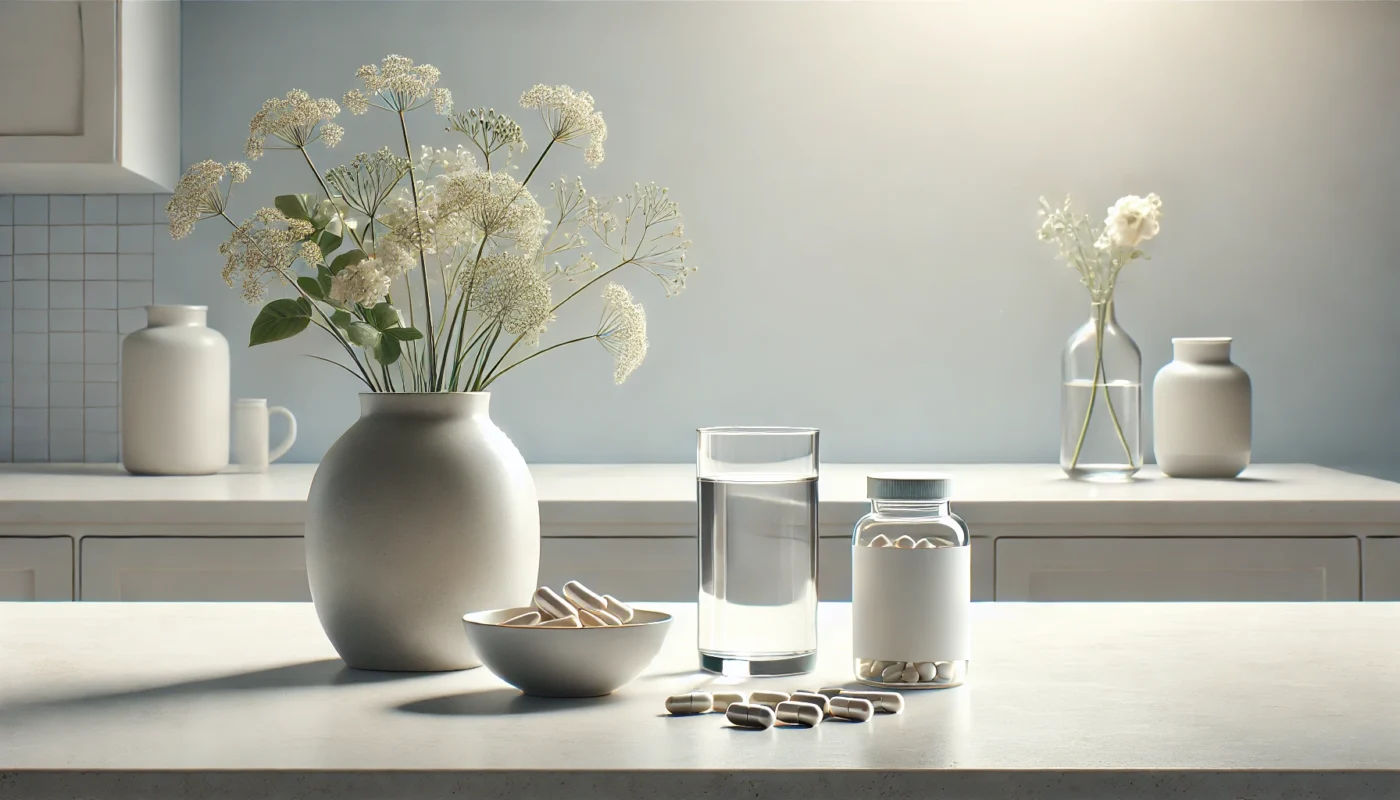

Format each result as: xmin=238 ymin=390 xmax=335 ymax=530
xmin=1 ymin=602 xmax=1399 ymax=799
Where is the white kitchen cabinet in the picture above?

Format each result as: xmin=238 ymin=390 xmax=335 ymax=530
xmin=0 ymin=537 xmax=74 ymax=600
xmin=995 ymin=537 xmax=1361 ymax=601
xmin=80 ymin=538 xmax=309 ymax=601
xmin=0 ymin=0 xmax=179 ymax=193
xmin=1363 ymin=537 xmax=1400 ymax=600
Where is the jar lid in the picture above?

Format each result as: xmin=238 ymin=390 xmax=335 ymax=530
xmin=867 ymin=472 xmax=952 ymax=501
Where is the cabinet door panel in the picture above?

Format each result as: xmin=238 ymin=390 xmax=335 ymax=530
xmin=996 ymin=537 xmax=1359 ymax=601
xmin=539 ymin=538 xmax=696 ymax=602
xmin=0 ymin=537 xmax=74 ymax=600
xmin=81 ymin=537 xmax=308 ymax=601
xmin=1363 ymin=538 xmax=1400 ymax=600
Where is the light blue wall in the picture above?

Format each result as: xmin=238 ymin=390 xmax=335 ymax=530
xmin=172 ymin=0 xmax=1400 ymax=465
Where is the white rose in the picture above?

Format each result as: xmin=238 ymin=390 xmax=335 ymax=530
xmin=1098 ymin=193 xmax=1162 ymax=249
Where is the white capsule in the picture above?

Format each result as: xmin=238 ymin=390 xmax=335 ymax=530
xmin=900 ymin=665 xmax=920 ymax=683
xmin=830 ymin=696 xmax=874 ymax=722
xmin=578 ymin=607 xmax=621 ymax=627
xmin=870 ymin=660 xmax=897 ymax=674
xmin=842 ymin=690 xmax=905 ymax=714
xmin=790 ymin=691 xmax=831 ymax=715
xmin=748 ymin=690 xmax=790 ymax=709
xmin=775 ymin=700 xmax=823 ymax=727
xmin=711 ymin=692 xmax=745 ymax=712
xmin=817 ymin=687 xmax=845 ymax=698
xmin=501 ymin=610 xmax=542 ymax=627
xmin=665 ymin=692 xmax=714 ymax=715
xmin=602 ymin=594 xmax=635 ymax=623
xmin=868 ymin=534 xmax=893 ymax=548
xmin=936 ymin=661 xmax=957 ymax=681
xmin=894 ymin=535 xmax=917 ymax=549
xmin=536 ymin=614 xmax=582 ymax=628
xmin=916 ymin=661 xmax=937 ymax=681
xmin=914 ymin=538 xmax=936 ymax=549
xmin=725 ymin=702 xmax=775 ymax=730
xmin=562 ymin=580 xmax=608 ymax=613
xmin=880 ymin=663 xmax=905 ymax=682
xmin=532 ymin=586 xmax=574 ymax=620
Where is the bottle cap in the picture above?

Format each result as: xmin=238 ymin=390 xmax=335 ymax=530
xmin=866 ymin=472 xmax=952 ymax=501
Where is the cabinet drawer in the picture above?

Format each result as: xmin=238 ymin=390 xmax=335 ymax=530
xmin=0 ymin=537 xmax=74 ymax=600
xmin=1364 ymin=538 xmax=1400 ymax=600
xmin=80 ymin=537 xmax=309 ymax=601
xmin=995 ymin=537 xmax=1360 ymax=601
xmin=539 ymin=538 xmax=696 ymax=601
xmin=818 ymin=537 xmax=994 ymax=601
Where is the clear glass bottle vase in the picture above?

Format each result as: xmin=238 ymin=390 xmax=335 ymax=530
xmin=1060 ymin=299 xmax=1142 ymax=481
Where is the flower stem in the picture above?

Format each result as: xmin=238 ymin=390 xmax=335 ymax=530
xmin=1068 ymin=300 xmax=1136 ymax=471
xmin=481 ymin=334 xmax=597 ymax=390
xmin=398 ymin=110 xmax=439 ymax=389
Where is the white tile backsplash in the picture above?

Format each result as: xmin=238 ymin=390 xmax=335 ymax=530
xmin=0 ymin=193 xmax=161 ymax=462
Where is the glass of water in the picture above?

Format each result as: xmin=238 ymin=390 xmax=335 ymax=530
xmin=697 ymin=427 xmax=819 ymax=676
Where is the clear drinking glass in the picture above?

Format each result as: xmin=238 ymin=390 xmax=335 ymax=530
xmin=1061 ymin=299 xmax=1142 ymax=481
xmin=697 ymin=427 xmax=819 ymax=676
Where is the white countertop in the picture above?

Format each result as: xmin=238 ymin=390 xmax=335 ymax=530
xmin=0 ymin=463 xmax=1397 ymax=528
xmin=1 ymin=601 xmax=1398 ymax=799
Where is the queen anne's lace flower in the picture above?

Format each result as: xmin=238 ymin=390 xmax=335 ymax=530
xmin=376 ymin=241 xmax=419 ymax=279
xmin=244 ymin=90 xmax=342 ymax=160
xmin=448 ymin=108 xmax=526 ymax=165
xmin=437 ymin=169 xmax=547 ymax=254
xmin=218 ymin=208 xmax=315 ymax=304
xmin=329 ymin=257 xmax=393 ymax=306
xmin=166 ymin=160 xmax=249 ymax=239
xmin=345 ymin=55 xmax=450 ymax=115
xmin=325 ymin=148 xmax=410 ymax=218
xmin=297 ymin=241 xmax=324 ymax=268
xmin=474 ymin=253 xmax=553 ymax=342
xmin=1097 ymin=193 xmax=1163 ymax=250
xmin=520 ymin=84 xmax=607 ymax=167
xmin=597 ymin=283 xmax=647 ymax=384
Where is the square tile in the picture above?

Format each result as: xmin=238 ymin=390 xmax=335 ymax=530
xmin=0 ymin=196 xmax=12 ymax=225
xmin=50 ymin=407 xmax=83 ymax=429
xmin=118 ymin=195 xmax=154 ymax=224
xmin=13 ymin=310 xmax=47 ymax=333
xmin=14 ymin=437 xmax=49 ymax=462
xmin=0 ymin=226 xmax=11 ymax=255
xmin=14 ymin=226 xmax=48 ymax=254
xmin=84 ymin=332 xmax=120 ymax=363
xmin=84 ymin=309 xmax=117 ymax=332
xmin=14 ymin=255 xmax=46 ymax=280
xmin=118 ymin=281 xmax=153 ymax=308
xmin=14 ymin=333 xmax=47 ymax=363
xmin=51 ymin=332 xmax=83 ymax=363
xmin=0 ymin=256 xmax=10 ymax=280
xmin=50 ymin=363 xmax=82 ymax=382
xmin=0 ymin=283 xmax=11 ymax=306
xmin=50 ymin=281 xmax=84 ymax=309
xmin=84 ymin=225 xmax=117 ymax=253
xmin=14 ymin=196 xmax=48 ymax=225
xmin=49 ymin=196 xmax=84 ymax=225
xmin=118 ymin=253 xmax=154 ymax=279
xmin=48 ymin=253 xmax=83 ymax=280
xmin=0 ymin=309 xmax=11 ymax=332
xmin=85 ymin=407 xmax=118 ymax=432
xmin=50 ymin=226 xmax=84 ymax=253
xmin=51 ymin=381 xmax=84 ymax=408
xmin=85 ymin=431 xmax=119 ymax=463
xmin=85 ymin=363 xmax=119 ymax=382
xmin=13 ymin=391 xmax=46 ymax=418
xmin=49 ymin=429 xmax=83 ymax=462
xmin=50 ymin=309 xmax=83 ymax=332
xmin=14 ymin=380 xmax=47 ymax=408
xmin=84 ymin=382 xmax=118 ymax=407
xmin=118 ymin=307 xmax=146 ymax=334
xmin=118 ymin=225 xmax=154 ymax=254
xmin=14 ymin=280 xmax=47 ymax=309
xmin=84 ymin=195 xmax=117 ymax=225
xmin=85 ymin=253 xmax=117 ymax=279
xmin=84 ymin=281 xmax=117 ymax=309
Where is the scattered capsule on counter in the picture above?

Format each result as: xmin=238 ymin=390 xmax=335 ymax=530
xmin=711 ymin=692 xmax=745 ymax=712
xmin=842 ymin=690 xmax=904 ymax=714
xmin=532 ymin=586 xmax=575 ymax=620
xmin=563 ymin=580 xmax=609 ymax=614
xmin=501 ymin=610 xmax=542 ymax=626
xmin=775 ymin=700 xmax=824 ymax=727
xmin=603 ymin=594 xmax=635 ymax=623
xmin=726 ymin=702 xmax=776 ymax=730
xmin=665 ymin=692 xmax=714 ymax=715
xmin=790 ymin=691 xmax=831 ymax=714
xmin=579 ymin=607 xmax=622 ymax=627
xmin=817 ymin=687 xmax=845 ymax=698
xmin=829 ymin=696 xmax=874 ymax=722
xmin=748 ymin=690 xmax=790 ymax=709
xmin=536 ymin=614 xmax=582 ymax=628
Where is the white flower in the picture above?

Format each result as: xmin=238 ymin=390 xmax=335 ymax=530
xmin=1097 ymin=193 xmax=1162 ymax=250
xmin=437 ymin=169 xmax=547 ymax=254
xmin=329 ymin=257 xmax=393 ymax=306
xmin=244 ymin=89 xmax=342 ymax=160
xmin=166 ymin=160 xmax=249 ymax=240
xmin=346 ymin=54 xmax=447 ymax=114
xmin=218 ymin=208 xmax=315 ymax=304
xmin=474 ymin=253 xmax=553 ymax=343
xmin=597 ymin=283 xmax=647 ymax=384
xmin=520 ymin=84 xmax=607 ymax=167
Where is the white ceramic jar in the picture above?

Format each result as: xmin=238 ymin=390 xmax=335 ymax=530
xmin=1153 ymin=337 xmax=1252 ymax=479
xmin=120 ymin=305 xmax=230 ymax=475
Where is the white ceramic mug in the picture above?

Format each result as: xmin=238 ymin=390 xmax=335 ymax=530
xmin=232 ymin=399 xmax=297 ymax=472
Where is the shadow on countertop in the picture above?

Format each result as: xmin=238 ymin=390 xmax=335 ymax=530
xmin=396 ymin=688 xmax=622 ymax=716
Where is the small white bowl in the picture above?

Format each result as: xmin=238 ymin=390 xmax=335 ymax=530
xmin=462 ymin=607 xmax=673 ymax=697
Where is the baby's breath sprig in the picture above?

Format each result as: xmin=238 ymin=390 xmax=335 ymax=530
xmin=448 ymin=108 xmax=525 ymax=169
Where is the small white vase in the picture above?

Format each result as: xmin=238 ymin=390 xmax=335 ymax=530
xmin=1153 ymin=337 xmax=1252 ymax=479
xmin=120 ymin=305 xmax=230 ymax=475
xmin=305 ymin=392 xmax=540 ymax=672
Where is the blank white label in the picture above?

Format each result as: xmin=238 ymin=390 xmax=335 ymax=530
xmin=852 ymin=545 xmax=970 ymax=662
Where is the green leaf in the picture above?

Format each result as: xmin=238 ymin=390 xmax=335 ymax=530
xmin=316 ymin=265 xmax=334 ymax=297
xmin=367 ymin=303 xmax=402 ymax=331
xmin=328 ymin=249 xmax=367 ymax=275
xmin=249 ymin=297 xmax=312 ymax=346
xmin=274 ymin=194 xmax=315 ymax=222
xmin=383 ymin=326 xmax=423 ymax=342
xmin=345 ymin=321 xmax=381 ymax=349
xmin=297 ymin=276 xmax=325 ymax=301
xmin=315 ymin=230 xmax=343 ymax=259
xmin=330 ymin=309 xmax=354 ymax=330
xmin=311 ymin=199 xmax=340 ymax=230
xmin=374 ymin=334 xmax=402 ymax=365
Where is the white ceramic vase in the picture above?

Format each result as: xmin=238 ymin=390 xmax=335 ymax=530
xmin=1153 ymin=337 xmax=1252 ymax=479
xmin=120 ymin=305 xmax=230 ymax=475
xmin=305 ymin=392 xmax=540 ymax=672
